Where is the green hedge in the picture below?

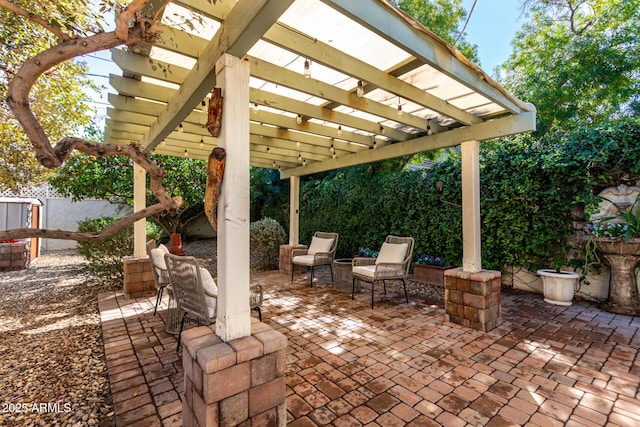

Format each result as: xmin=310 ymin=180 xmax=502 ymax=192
xmin=295 ymin=118 xmax=640 ymax=272
xmin=77 ymin=217 xmax=163 ymax=283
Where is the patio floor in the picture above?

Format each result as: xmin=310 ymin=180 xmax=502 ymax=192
xmin=98 ymin=270 xmax=640 ymax=426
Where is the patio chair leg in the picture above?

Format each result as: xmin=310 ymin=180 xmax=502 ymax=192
xmin=254 ymin=306 xmax=262 ymax=322
xmin=176 ymin=312 xmax=187 ymax=352
xmin=402 ymin=279 xmax=409 ymax=304
xmin=153 ymin=286 xmax=164 ymax=316
xmin=371 ymin=281 xmax=375 ymax=309
xmin=352 ymin=278 xmax=356 ymax=300
xmin=383 ymin=280 xmax=387 ymax=295
xmin=310 ymin=266 xmax=314 ymax=288
xmin=329 ymin=264 xmax=334 ymax=282
xmin=291 ymin=263 xmax=294 ymax=283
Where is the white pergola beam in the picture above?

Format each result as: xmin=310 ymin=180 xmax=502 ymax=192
xmin=251 ymin=88 xmax=406 ymax=142
xmin=112 ymin=49 xmax=189 ymax=85
xmin=251 ymin=109 xmax=374 ymax=147
xmin=141 ymin=0 xmax=295 ymax=151
xmin=322 ymin=0 xmax=530 ymax=115
xmin=283 ymin=111 xmax=536 ymax=178
xmin=248 ymin=56 xmax=429 ymax=132
xmin=264 ymin=23 xmax=481 ymax=126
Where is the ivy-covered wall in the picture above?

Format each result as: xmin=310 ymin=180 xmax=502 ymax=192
xmin=293 ymin=118 xmax=640 ymax=273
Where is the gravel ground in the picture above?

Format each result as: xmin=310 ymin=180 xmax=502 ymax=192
xmin=0 ymin=250 xmax=116 ymax=427
xmin=0 ymin=242 xmax=215 ymax=427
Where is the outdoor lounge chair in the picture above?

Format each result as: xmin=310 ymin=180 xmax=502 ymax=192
xmin=352 ymin=235 xmax=414 ymax=309
xmin=164 ymin=254 xmax=216 ymax=351
xmin=291 ymin=232 xmax=339 ymax=287
xmin=164 ymin=254 xmax=264 ymax=352
xmin=146 ymin=240 xmax=171 ymax=316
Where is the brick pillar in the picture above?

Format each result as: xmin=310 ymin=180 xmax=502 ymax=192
xmin=444 ymin=268 xmax=502 ymax=332
xmin=279 ymin=244 xmax=307 ymax=275
xmin=181 ymin=319 xmax=287 ymax=427
xmin=122 ymin=256 xmax=156 ymax=298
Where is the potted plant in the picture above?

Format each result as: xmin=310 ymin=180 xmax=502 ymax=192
xmin=412 ymin=254 xmax=453 ymax=287
xmin=583 ymin=192 xmax=640 ymax=315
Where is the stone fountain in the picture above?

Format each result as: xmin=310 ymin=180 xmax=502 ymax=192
xmin=591 ymin=185 xmax=640 ymax=316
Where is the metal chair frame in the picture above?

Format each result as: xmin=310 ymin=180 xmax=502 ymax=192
xmin=291 ymin=232 xmax=339 ymax=287
xmin=351 ymin=235 xmax=415 ymax=309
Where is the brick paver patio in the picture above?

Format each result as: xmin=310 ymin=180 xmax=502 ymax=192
xmin=99 ymin=270 xmax=640 ymax=426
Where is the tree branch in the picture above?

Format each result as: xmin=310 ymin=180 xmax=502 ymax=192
xmin=7 ymin=24 xmax=159 ymax=168
xmin=1 ymin=0 xmax=184 ymax=243
xmin=0 ymin=199 xmax=181 ymax=242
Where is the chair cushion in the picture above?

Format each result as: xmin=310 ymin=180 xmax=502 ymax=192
xmin=199 ymin=267 xmax=217 ymax=318
xmin=307 ymin=236 xmax=334 ymax=255
xmin=353 ymin=265 xmax=376 ymax=278
xmin=150 ymin=246 xmax=168 ymax=270
xmin=292 ymin=254 xmax=316 ymax=266
xmin=375 ymin=242 xmax=408 ymax=265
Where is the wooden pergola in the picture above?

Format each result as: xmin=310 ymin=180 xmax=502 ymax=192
xmin=104 ymin=0 xmax=535 ymax=340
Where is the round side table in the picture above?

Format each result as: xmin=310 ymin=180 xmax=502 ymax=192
xmin=333 ymin=258 xmax=360 ymax=293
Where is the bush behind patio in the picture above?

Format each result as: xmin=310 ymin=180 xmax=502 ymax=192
xmin=297 ymin=118 xmax=640 ymax=273
xmin=250 ymin=217 xmax=286 ymax=271
xmin=77 ymin=217 xmax=163 ymax=282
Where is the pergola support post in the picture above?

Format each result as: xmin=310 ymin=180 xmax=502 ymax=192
xmin=133 ymin=163 xmax=146 ymax=258
xmin=461 ymin=139 xmax=481 ymax=273
xmin=182 ymin=55 xmax=287 ymax=427
xmin=444 ymin=139 xmax=502 ymax=332
xmin=215 ymin=53 xmax=251 ymax=342
xmin=122 ymin=164 xmax=155 ymax=299
xmin=289 ymin=175 xmax=300 ymax=246
xmin=278 ymin=175 xmax=305 ymax=276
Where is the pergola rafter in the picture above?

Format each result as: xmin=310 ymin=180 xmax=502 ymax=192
xmin=105 ymin=0 xmax=534 ymax=174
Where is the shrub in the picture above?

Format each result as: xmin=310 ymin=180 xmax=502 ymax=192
xmin=289 ymin=117 xmax=640 ymax=274
xmin=77 ymin=217 xmax=163 ymax=283
xmin=250 ymin=218 xmax=286 ymax=271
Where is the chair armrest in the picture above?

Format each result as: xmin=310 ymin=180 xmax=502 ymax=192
xmin=352 ymin=257 xmax=376 ymax=267
xmin=291 ymin=248 xmax=309 ymax=258
xmin=374 ymin=262 xmax=405 ymax=279
xmin=312 ymin=252 xmax=332 ymax=264
xmin=158 ymin=268 xmax=171 ymax=286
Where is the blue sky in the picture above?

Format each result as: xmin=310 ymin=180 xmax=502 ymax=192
xmin=461 ymin=0 xmax=524 ymax=74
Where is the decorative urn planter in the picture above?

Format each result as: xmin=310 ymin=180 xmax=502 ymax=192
xmin=412 ymin=263 xmax=454 ymax=287
xmin=536 ymin=269 xmax=580 ymax=306
xmin=168 ymin=233 xmax=186 ymax=256
xmin=595 ymin=238 xmax=640 ymax=316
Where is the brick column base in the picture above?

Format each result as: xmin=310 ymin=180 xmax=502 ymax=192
xmin=279 ymin=244 xmax=308 ymax=275
xmin=0 ymin=241 xmax=30 ymax=272
xmin=181 ymin=319 xmax=287 ymax=427
xmin=444 ymin=268 xmax=502 ymax=332
xmin=122 ymin=256 xmax=156 ymax=299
